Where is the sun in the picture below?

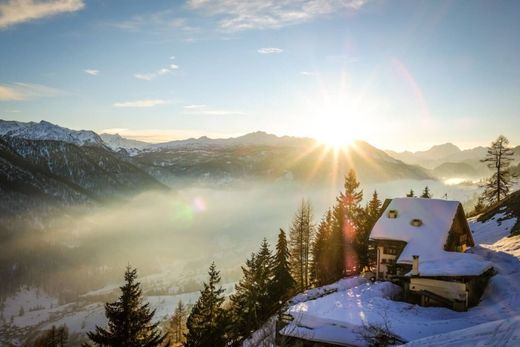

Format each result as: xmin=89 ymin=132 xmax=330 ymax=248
xmin=312 ymin=112 xmax=357 ymax=149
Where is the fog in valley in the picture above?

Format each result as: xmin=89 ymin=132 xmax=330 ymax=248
xmin=0 ymin=178 xmax=480 ymax=300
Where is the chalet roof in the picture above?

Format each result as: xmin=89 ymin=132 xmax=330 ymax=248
xmin=370 ymin=198 xmax=492 ymax=276
xmin=371 ymin=198 xmax=460 ymax=262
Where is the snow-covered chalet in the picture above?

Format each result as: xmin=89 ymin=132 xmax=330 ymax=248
xmin=370 ymin=197 xmax=494 ymax=311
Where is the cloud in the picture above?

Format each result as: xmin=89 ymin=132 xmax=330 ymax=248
xmin=134 ymin=64 xmax=179 ymax=81
xmin=84 ymin=69 xmax=99 ymax=76
xmin=257 ymin=47 xmax=283 ymax=54
xmin=188 ymin=0 xmax=368 ymax=31
xmin=113 ymin=99 xmax=170 ymax=108
xmin=184 ymin=108 xmax=246 ymax=116
xmin=0 ymin=0 xmax=84 ymax=29
xmin=300 ymin=71 xmax=318 ymax=76
xmin=0 ymin=82 xmax=63 ymax=101
xmin=184 ymin=104 xmax=207 ymax=109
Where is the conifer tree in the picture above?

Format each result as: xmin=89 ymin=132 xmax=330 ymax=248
xmin=168 ymin=300 xmax=187 ymax=346
xmin=85 ymin=266 xmax=165 ymax=347
xmin=473 ymin=196 xmax=486 ymax=214
xmin=185 ymin=262 xmax=228 ymax=347
xmin=356 ymin=191 xmax=382 ymax=269
xmin=342 ymin=170 xmax=364 ymax=273
xmin=406 ymin=189 xmax=415 ymax=198
xmin=481 ymin=135 xmax=517 ymax=204
xmin=229 ymin=253 xmax=259 ymax=343
xmin=288 ymin=199 xmax=315 ymax=291
xmin=421 ymin=186 xmax=432 ymax=198
xmin=270 ymin=229 xmax=295 ymax=305
xmin=35 ymin=325 xmax=68 ymax=347
xmin=311 ymin=210 xmax=334 ymax=286
xmin=229 ymin=239 xmax=274 ymax=343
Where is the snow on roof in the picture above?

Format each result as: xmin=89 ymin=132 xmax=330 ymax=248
xmin=405 ymin=251 xmax=493 ymax=277
xmin=371 ymin=198 xmax=461 ymax=263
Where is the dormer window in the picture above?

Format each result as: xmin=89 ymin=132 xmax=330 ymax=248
xmin=387 ymin=210 xmax=398 ymax=218
xmin=410 ymin=218 xmax=423 ymax=227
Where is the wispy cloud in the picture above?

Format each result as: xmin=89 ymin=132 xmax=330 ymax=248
xmin=184 ymin=104 xmax=207 ymax=109
xmin=0 ymin=82 xmax=63 ymax=101
xmin=258 ymin=47 xmax=283 ymax=54
xmin=134 ymin=64 xmax=179 ymax=81
xmin=84 ymin=69 xmax=99 ymax=76
xmin=188 ymin=0 xmax=368 ymax=31
xmin=113 ymin=99 xmax=170 ymax=108
xmin=0 ymin=0 xmax=84 ymax=29
xmin=184 ymin=107 xmax=246 ymax=116
xmin=300 ymin=71 xmax=318 ymax=76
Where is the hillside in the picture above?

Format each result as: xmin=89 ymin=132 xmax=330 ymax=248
xmin=471 ymin=189 xmax=520 ymax=238
xmin=387 ymin=142 xmax=520 ymax=179
xmin=133 ymin=139 xmax=432 ymax=185
xmin=272 ymin=200 xmax=520 ymax=346
xmin=0 ymin=121 xmax=167 ymax=219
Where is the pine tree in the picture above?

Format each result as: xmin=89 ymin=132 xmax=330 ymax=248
xmin=342 ymin=170 xmax=364 ymax=273
xmin=185 ymin=262 xmax=228 ymax=347
xmin=406 ymin=189 xmax=415 ymax=198
xmin=85 ymin=266 xmax=165 ymax=347
xmin=473 ymin=196 xmax=486 ymax=214
xmin=270 ymin=229 xmax=295 ymax=305
xmin=34 ymin=325 xmax=68 ymax=347
xmin=481 ymin=135 xmax=517 ymax=204
xmin=255 ymin=238 xmax=274 ymax=320
xmin=229 ymin=253 xmax=259 ymax=343
xmin=356 ymin=191 xmax=382 ymax=269
xmin=168 ymin=300 xmax=187 ymax=346
xmin=421 ymin=186 xmax=432 ymax=198
xmin=288 ymin=199 xmax=315 ymax=291
xmin=229 ymin=239 xmax=274 ymax=343
xmin=311 ymin=210 xmax=334 ymax=286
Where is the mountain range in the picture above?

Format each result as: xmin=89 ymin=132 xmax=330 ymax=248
xmin=387 ymin=142 xmax=520 ymax=179
xmin=2 ymin=119 xmax=519 ymax=220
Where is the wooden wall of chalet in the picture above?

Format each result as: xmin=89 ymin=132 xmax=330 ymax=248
xmin=444 ymin=204 xmax=475 ymax=252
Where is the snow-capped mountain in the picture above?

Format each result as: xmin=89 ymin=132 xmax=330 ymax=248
xmin=145 ymin=131 xmax=315 ymax=150
xmin=0 ymin=120 xmax=104 ymax=146
xmin=99 ymin=133 xmax=149 ymax=151
xmin=0 ymin=121 xmax=168 ymax=219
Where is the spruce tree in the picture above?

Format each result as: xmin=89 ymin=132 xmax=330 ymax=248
xmin=185 ymin=262 xmax=228 ymax=347
xmin=473 ymin=196 xmax=486 ymax=214
xmin=168 ymin=300 xmax=187 ymax=346
xmin=343 ymin=170 xmax=364 ymax=273
xmin=288 ymin=199 xmax=315 ymax=291
xmin=35 ymin=325 xmax=68 ymax=347
xmin=421 ymin=186 xmax=432 ymax=198
xmin=85 ymin=266 xmax=165 ymax=347
xmin=406 ymin=189 xmax=415 ymax=198
xmin=229 ymin=253 xmax=259 ymax=343
xmin=481 ymin=135 xmax=517 ymax=204
xmin=229 ymin=239 xmax=274 ymax=343
xmin=311 ymin=210 xmax=334 ymax=286
xmin=357 ymin=191 xmax=382 ymax=269
xmin=270 ymin=229 xmax=295 ymax=305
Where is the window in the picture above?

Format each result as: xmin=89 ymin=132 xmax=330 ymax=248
xmin=384 ymin=247 xmax=398 ymax=255
xmin=410 ymin=218 xmax=423 ymax=227
xmin=388 ymin=210 xmax=398 ymax=218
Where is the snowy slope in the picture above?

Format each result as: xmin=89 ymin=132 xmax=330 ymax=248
xmin=282 ymin=211 xmax=520 ymax=346
xmin=99 ymin=133 xmax=149 ymax=151
xmin=0 ymin=120 xmax=103 ymax=146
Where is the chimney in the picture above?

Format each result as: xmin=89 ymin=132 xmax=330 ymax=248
xmin=411 ymin=255 xmax=420 ymax=276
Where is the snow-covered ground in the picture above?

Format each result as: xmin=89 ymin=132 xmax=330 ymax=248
xmin=0 ymin=282 xmax=235 ymax=345
xmin=282 ymin=213 xmax=520 ymax=346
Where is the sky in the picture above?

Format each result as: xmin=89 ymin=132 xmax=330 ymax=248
xmin=0 ymin=0 xmax=519 ymax=151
